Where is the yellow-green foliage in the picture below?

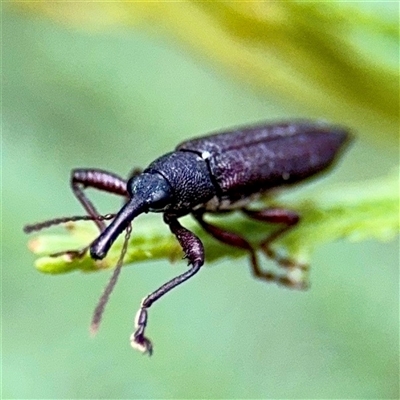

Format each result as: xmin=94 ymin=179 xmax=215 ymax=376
xmin=14 ymin=1 xmax=398 ymax=139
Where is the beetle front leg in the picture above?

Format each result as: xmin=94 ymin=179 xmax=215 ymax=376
xmin=40 ymin=170 xmax=127 ymax=259
xmin=243 ymin=208 xmax=308 ymax=289
xmin=50 ymin=169 xmax=129 ymax=259
xmin=131 ymin=214 xmax=204 ymax=355
xmin=71 ymin=169 xmax=128 ymax=231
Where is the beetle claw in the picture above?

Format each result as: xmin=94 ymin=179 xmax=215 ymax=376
xmin=131 ymin=307 xmax=153 ymax=355
xmin=130 ymin=331 xmax=153 ymax=356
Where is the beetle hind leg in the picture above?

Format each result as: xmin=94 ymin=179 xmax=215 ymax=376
xmin=193 ymin=211 xmax=291 ymax=287
xmin=242 ymin=208 xmax=309 ymax=290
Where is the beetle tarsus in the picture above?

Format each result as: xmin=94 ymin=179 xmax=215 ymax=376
xmin=131 ymin=307 xmax=153 ymax=355
xmin=131 ymin=331 xmax=153 ymax=356
xmin=278 ymin=269 xmax=310 ymax=290
xmin=49 ymin=247 xmax=88 ymax=260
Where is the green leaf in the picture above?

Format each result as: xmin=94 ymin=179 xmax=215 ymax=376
xmin=26 ymin=169 xmax=399 ymax=275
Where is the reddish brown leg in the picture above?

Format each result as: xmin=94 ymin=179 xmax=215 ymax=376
xmin=71 ymin=168 xmax=128 ymax=231
xmin=243 ymin=208 xmax=308 ymax=289
xmin=193 ymin=211 xmax=290 ymax=287
xmin=45 ymin=169 xmax=129 ymax=259
xmin=242 ymin=208 xmax=299 ymax=250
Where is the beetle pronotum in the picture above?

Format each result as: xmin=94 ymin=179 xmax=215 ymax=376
xmin=25 ymin=120 xmax=351 ymax=355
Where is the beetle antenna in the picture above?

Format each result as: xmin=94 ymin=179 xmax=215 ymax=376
xmin=90 ymin=222 xmax=132 ymax=336
xmin=23 ymin=214 xmax=116 ymax=233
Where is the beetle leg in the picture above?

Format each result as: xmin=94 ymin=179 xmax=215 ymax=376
xmin=131 ymin=214 xmax=204 ymax=355
xmin=242 ymin=208 xmax=308 ymax=289
xmin=242 ymin=208 xmax=299 ymax=248
xmin=41 ymin=170 xmax=128 ymax=259
xmin=71 ymin=168 xmax=128 ymax=231
xmin=193 ymin=211 xmax=291 ymax=287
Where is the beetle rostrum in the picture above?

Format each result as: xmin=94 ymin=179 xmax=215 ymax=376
xmin=24 ymin=120 xmax=351 ymax=355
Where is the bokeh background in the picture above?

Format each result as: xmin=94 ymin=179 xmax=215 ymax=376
xmin=3 ymin=3 xmax=399 ymax=399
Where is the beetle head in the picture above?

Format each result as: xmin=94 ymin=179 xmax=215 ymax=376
xmin=90 ymin=172 xmax=173 ymax=260
xmin=127 ymin=172 xmax=173 ymax=212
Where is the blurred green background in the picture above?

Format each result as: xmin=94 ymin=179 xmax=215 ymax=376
xmin=2 ymin=3 xmax=399 ymax=399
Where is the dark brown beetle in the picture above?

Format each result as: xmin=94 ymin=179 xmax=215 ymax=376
xmin=25 ymin=120 xmax=351 ymax=355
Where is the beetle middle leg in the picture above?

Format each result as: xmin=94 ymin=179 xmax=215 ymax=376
xmin=131 ymin=214 xmax=204 ymax=355
xmin=193 ymin=211 xmax=293 ymax=287
xmin=242 ymin=208 xmax=308 ymax=290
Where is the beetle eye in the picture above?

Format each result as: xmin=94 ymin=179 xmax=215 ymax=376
xmin=149 ymin=189 xmax=170 ymax=211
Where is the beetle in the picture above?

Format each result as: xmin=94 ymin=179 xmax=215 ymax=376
xmin=24 ymin=120 xmax=351 ymax=355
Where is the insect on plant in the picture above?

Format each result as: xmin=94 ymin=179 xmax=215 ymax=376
xmin=24 ymin=120 xmax=351 ymax=355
